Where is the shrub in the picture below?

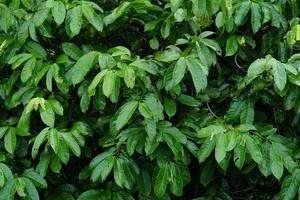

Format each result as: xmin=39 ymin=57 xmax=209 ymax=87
xmin=1 ymin=0 xmax=300 ymax=199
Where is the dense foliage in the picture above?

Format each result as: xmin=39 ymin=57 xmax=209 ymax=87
xmin=1 ymin=0 xmax=300 ymax=199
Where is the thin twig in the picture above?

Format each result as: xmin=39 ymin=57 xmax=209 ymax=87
xmin=234 ymin=54 xmax=246 ymax=72
xmin=206 ymin=103 xmax=218 ymax=119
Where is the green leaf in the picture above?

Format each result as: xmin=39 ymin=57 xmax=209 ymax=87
xmin=103 ymin=2 xmax=130 ymax=26
xmin=251 ymin=3 xmax=261 ymax=33
xmin=161 ymin=18 xmax=171 ymax=39
xmin=70 ymin=6 xmax=83 ymax=36
xmin=271 ymin=62 xmax=287 ymax=91
xmin=48 ymin=128 xmax=59 ymax=154
xmin=39 ymin=101 xmax=55 ymax=127
xmin=234 ymin=144 xmax=246 ymax=169
xmin=246 ymin=135 xmax=263 ymax=164
xmin=31 ymin=128 xmax=49 ymax=159
xmin=62 ymin=42 xmax=83 ymax=61
xmin=52 ymin=1 xmax=66 ymax=25
xmin=23 ymin=169 xmax=47 ymax=188
xmin=164 ymin=97 xmax=177 ymax=118
xmin=215 ymin=133 xmax=226 ymax=163
xmin=197 ymin=125 xmax=226 ymax=138
xmin=154 ymin=164 xmax=169 ymax=198
xmin=186 ymin=57 xmax=207 ymax=93
xmin=114 ymin=158 xmax=127 ymax=188
xmin=169 ymin=163 xmax=183 ymax=196
xmin=225 ymin=35 xmax=239 ymax=56
xmin=4 ymin=128 xmax=16 ymax=154
xmin=47 ymin=99 xmax=63 ymax=116
xmin=198 ymin=137 xmax=216 ymax=163
xmin=61 ymin=133 xmax=81 ymax=157
xmin=25 ymin=41 xmax=47 ymax=59
xmin=23 ymin=178 xmax=40 ymax=200
xmin=177 ymin=94 xmax=200 ymax=107
xmin=172 ymin=57 xmax=187 ymax=86
xmin=111 ymin=101 xmax=139 ymax=133
xmin=77 ymin=190 xmax=101 ymax=200
xmin=65 ymin=51 xmax=98 ymax=85
xmin=234 ymin=1 xmax=251 ymax=26
xmin=21 ymin=57 xmax=36 ymax=83
xmin=240 ymin=99 xmax=254 ymax=124
xmin=137 ymin=168 xmax=151 ymax=195
xmin=81 ymin=4 xmax=103 ymax=31
xmin=88 ymin=70 xmax=107 ymax=95
xmin=270 ymin=143 xmax=284 ymax=180
xmin=124 ymin=66 xmax=135 ymax=89
xmin=33 ymin=8 xmax=50 ymax=26
xmin=103 ymin=71 xmax=117 ymax=98
xmin=91 ymin=155 xmax=115 ymax=182
xmin=280 ymin=169 xmax=300 ymax=200
xmin=244 ymin=58 xmax=267 ymax=85
xmin=8 ymin=53 xmax=32 ymax=70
